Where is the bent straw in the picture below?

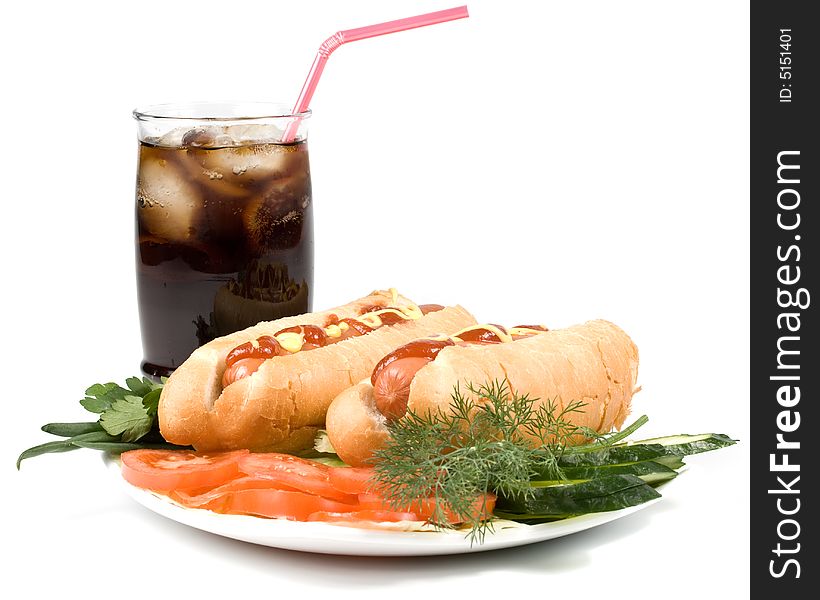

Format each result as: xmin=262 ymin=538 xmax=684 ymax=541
xmin=282 ymin=5 xmax=469 ymax=142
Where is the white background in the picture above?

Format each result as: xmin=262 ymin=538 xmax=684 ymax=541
xmin=2 ymin=0 xmax=749 ymax=597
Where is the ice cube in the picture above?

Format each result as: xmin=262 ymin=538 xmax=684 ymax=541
xmin=157 ymin=127 xmax=192 ymax=148
xmin=227 ymin=123 xmax=283 ymax=145
xmin=136 ymin=156 xmax=202 ymax=243
xmin=242 ymin=181 xmax=310 ymax=251
xmin=137 ymin=236 xmax=177 ymax=266
xmin=177 ymin=123 xmax=282 ymax=149
xmin=178 ymin=242 xmax=242 ymax=274
xmin=244 ymin=206 xmax=305 ymax=251
xmin=188 ymin=142 xmax=307 ymax=187
xmin=181 ymin=126 xmax=234 ymax=148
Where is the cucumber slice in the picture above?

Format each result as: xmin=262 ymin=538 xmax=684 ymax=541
xmin=654 ymin=455 xmax=686 ymax=469
xmin=532 ymin=460 xmax=679 ymax=486
xmin=496 ymin=474 xmax=661 ymax=518
xmin=557 ymin=444 xmax=669 ymax=467
xmin=616 ymin=433 xmax=736 ymax=456
xmin=556 ymin=434 xmax=736 ymax=468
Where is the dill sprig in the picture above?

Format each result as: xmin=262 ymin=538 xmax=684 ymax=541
xmin=370 ymin=379 xmax=602 ymax=543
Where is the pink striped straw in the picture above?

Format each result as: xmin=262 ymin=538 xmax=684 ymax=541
xmin=282 ymin=5 xmax=469 ymax=142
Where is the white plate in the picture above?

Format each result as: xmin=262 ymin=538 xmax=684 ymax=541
xmin=106 ymin=455 xmax=662 ymax=556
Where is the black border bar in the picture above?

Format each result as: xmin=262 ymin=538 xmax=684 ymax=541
xmin=751 ymin=2 xmax=816 ymax=596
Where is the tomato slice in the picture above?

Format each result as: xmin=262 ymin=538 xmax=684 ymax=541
xmin=203 ymin=488 xmax=358 ymax=520
xmin=169 ymin=476 xmax=299 ymax=509
xmin=120 ymin=449 xmax=248 ymax=492
xmin=308 ymin=510 xmax=420 ymax=523
xmin=328 ymin=466 xmax=379 ymax=495
xmin=357 ymin=492 xmax=497 ymax=524
xmin=237 ymin=453 xmax=355 ymax=502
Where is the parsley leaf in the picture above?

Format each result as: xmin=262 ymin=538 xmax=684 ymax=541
xmin=99 ymin=395 xmax=154 ymax=442
xmin=19 ymin=376 xmax=188 ymax=468
xmin=125 ymin=376 xmax=156 ymax=397
xmin=80 ymin=382 xmax=131 ymax=413
xmin=142 ymin=387 xmax=162 ymax=416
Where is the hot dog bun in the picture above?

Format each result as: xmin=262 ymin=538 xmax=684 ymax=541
xmin=326 ymin=319 xmax=639 ymax=467
xmin=325 ymin=383 xmax=389 ymax=469
xmin=159 ymin=290 xmax=476 ymax=451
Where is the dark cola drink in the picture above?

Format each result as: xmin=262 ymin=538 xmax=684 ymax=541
xmin=134 ymin=115 xmax=313 ymax=379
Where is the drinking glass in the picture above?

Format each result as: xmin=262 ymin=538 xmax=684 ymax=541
xmin=133 ymin=102 xmax=314 ymax=378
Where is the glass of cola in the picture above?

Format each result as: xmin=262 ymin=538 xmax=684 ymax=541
xmin=133 ymin=103 xmax=313 ymax=378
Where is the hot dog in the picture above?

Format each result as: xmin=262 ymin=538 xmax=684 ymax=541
xmin=158 ymin=289 xmax=476 ymax=453
xmin=325 ymin=320 xmax=639 ymax=467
